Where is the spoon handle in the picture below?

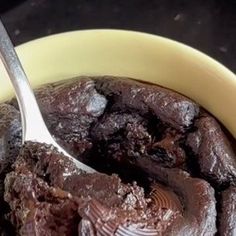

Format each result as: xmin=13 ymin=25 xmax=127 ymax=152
xmin=0 ymin=20 xmax=95 ymax=173
xmin=0 ymin=20 xmax=49 ymax=143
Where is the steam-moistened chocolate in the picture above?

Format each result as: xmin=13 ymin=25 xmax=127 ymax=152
xmin=0 ymin=76 xmax=236 ymax=235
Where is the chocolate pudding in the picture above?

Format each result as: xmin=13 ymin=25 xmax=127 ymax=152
xmin=0 ymin=76 xmax=235 ymax=235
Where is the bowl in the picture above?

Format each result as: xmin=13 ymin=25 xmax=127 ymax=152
xmin=0 ymin=30 xmax=236 ymax=137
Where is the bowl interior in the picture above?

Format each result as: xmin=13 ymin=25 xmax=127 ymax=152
xmin=0 ymin=30 xmax=236 ymax=137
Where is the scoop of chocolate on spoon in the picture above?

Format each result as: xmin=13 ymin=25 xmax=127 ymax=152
xmin=0 ymin=20 xmax=95 ymax=173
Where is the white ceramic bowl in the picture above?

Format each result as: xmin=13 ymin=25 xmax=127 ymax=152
xmin=0 ymin=30 xmax=236 ymax=137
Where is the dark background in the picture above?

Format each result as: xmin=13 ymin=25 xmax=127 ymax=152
xmin=1 ymin=0 xmax=236 ymax=72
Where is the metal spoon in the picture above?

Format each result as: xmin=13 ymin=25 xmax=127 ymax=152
xmin=0 ymin=20 xmax=95 ymax=173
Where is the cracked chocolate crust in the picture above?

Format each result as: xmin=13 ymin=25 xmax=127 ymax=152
xmin=0 ymin=76 xmax=236 ymax=235
xmin=4 ymin=142 xmax=215 ymax=235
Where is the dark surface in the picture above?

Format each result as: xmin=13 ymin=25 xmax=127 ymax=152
xmin=1 ymin=0 xmax=236 ymax=72
xmin=3 ymin=76 xmax=222 ymax=235
xmin=0 ymin=0 xmax=24 ymax=13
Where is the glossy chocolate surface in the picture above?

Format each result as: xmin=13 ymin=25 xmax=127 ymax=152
xmin=1 ymin=76 xmax=236 ymax=235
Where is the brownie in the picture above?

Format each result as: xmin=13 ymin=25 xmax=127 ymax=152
xmin=0 ymin=104 xmax=21 ymax=235
xmin=0 ymin=104 xmax=21 ymax=176
xmin=10 ymin=77 xmax=107 ymax=160
xmin=186 ymin=115 xmax=236 ymax=186
xmin=136 ymin=157 xmax=217 ymax=235
xmin=1 ymin=76 xmax=236 ymax=235
xmin=95 ymin=77 xmax=200 ymax=131
xmin=4 ymin=142 xmax=183 ymax=235
xmin=35 ymin=77 xmax=107 ymax=159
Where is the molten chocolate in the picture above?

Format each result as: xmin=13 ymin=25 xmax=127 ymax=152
xmin=4 ymin=142 xmax=182 ymax=235
xmin=150 ymin=184 xmax=182 ymax=213
xmin=0 ymin=76 xmax=235 ymax=235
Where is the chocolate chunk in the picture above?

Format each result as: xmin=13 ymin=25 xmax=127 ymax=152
xmin=35 ymin=77 xmax=107 ymax=116
xmin=0 ymin=104 xmax=21 ymax=175
xmin=186 ymin=115 xmax=236 ymax=186
xmin=91 ymin=112 xmax=146 ymax=141
xmin=35 ymin=77 xmax=107 ymax=158
xmin=95 ymin=77 xmax=199 ymax=131
xmin=4 ymin=142 xmax=181 ymax=235
xmin=148 ymin=128 xmax=186 ymax=167
xmin=0 ymin=104 xmax=21 ymax=234
xmin=4 ymin=154 xmax=81 ymax=235
xmin=92 ymin=112 xmax=185 ymax=168
xmin=1 ymin=76 xmax=236 ymax=235
xmin=137 ymin=158 xmax=217 ymax=236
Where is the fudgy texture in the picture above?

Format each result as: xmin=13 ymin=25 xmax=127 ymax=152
xmin=94 ymin=77 xmax=200 ymax=131
xmin=186 ymin=115 xmax=236 ymax=187
xmin=136 ymin=157 xmax=217 ymax=236
xmin=1 ymin=76 xmax=236 ymax=235
xmin=0 ymin=104 xmax=21 ymax=176
xmin=18 ymin=78 xmax=107 ymax=160
xmin=0 ymin=104 xmax=21 ymax=236
xmin=4 ymin=142 xmax=182 ymax=235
